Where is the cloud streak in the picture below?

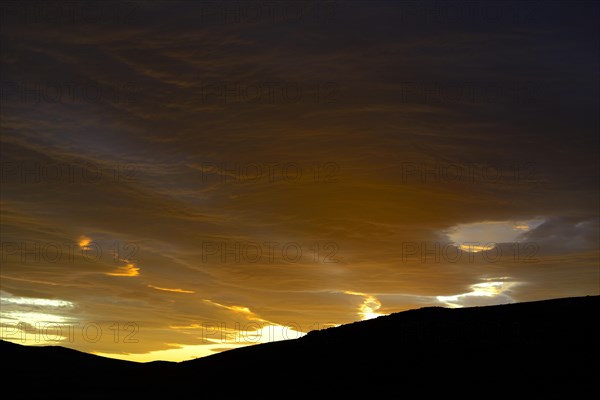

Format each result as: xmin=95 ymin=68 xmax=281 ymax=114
xmin=148 ymin=285 xmax=195 ymax=294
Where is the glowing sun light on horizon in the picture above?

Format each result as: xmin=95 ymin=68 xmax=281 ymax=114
xmin=78 ymin=236 xmax=92 ymax=250
xmin=345 ymin=291 xmax=386 ymax=320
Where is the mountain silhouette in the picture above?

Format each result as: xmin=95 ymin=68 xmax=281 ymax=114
xmin=3 ymin=296 xmax=598 ymax=396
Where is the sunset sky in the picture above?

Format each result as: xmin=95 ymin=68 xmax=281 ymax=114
xmin=1 ymin=0 xmax=598 ymax=362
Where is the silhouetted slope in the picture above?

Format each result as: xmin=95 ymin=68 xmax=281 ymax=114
xmin=178 ymin=296 xmax=598 ymax=385
xmin=3 ymin=296 xmax=598 ymax=396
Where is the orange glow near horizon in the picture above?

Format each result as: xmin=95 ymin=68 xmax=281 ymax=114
xmin=106 ymin=263 xmax=140 ymax=277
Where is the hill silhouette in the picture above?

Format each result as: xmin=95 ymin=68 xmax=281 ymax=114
xmin=3 ymin=296 xmax=598 ymax=396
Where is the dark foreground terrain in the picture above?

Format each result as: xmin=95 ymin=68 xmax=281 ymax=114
xmin=3 ymin=296 xmax=598 ymax=396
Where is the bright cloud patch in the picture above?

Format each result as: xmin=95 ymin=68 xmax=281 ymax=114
xmin=0 ymin=292 xmax=77 ymax=344
xmin=1 ymin=295 xmax=74 ymax=308
xmin=446 ymin=219 xmax=545 ymax=252
xmin=436 ymin=279 xmax=520 ymax=308
xmin=1 ymin=311 xmax=73 ymax=325
xmin=78 ymin=236 xmax=92 ymax=250
xmin=345 ymin=291 xmax=386 ymax=320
